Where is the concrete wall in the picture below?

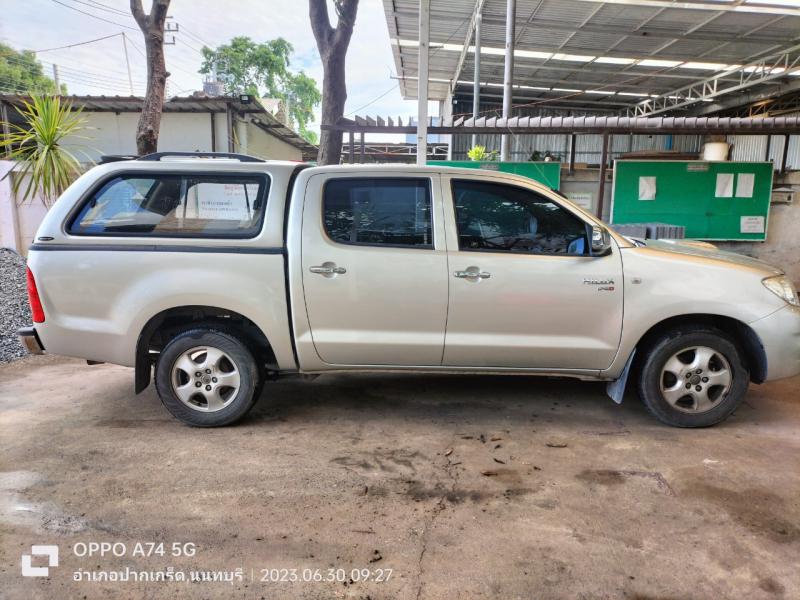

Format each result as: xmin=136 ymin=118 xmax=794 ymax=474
xmin=0 ymin=161 xmax=49 ymax=255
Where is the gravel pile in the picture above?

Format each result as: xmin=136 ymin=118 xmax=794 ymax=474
xmin=1 ymin=248 xmax=32 ymax=363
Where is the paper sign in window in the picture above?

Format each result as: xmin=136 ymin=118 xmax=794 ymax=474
xmin=740 ymin=216 xmax=765 ymax=233
xmin=638 ymin=176 xmax=656 ymax=200
xmin=736 ymin=173 xmax=755 ymax=198
xmin=715 ymin=173 xmax=734 ymax=197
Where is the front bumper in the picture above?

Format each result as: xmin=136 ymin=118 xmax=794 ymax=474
xmin=17 ymin=327 xmax=45 ymax=355
xmin=750 ymin=305 xmax=800 ymax=381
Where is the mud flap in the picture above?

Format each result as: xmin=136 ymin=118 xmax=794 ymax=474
xmin=606 ymin=349 xmax=636 ymax=405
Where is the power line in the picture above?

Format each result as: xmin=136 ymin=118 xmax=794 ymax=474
xmin=50 ymin=0 xmax=138 ymax=31
xmin=1 ymin=53 xmax=145 ymax=87
xmin=72 ymin=0 xmax=131 ymax=17
xmin=181 ymin=28 xmax=212 ymax=49
xmin=33 ymin=32 xmax=123 ymax=53
xmin=345 ymin=83 xmax=399 ymax=117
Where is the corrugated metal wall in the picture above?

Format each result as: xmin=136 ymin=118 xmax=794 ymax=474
xmin=453 ymin=131 xmax=705 ymax=164
xmin=450 ymin=101 xmax=799 ymax=169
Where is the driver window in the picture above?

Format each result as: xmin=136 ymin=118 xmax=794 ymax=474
xmin=451 ymin=179 xmax=589 ymax=255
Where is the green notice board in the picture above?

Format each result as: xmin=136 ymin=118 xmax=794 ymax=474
xmin=432 ymin=161 xmax=561 ymax=190
xmin=611 ymin=160 xmax=773 ymax=241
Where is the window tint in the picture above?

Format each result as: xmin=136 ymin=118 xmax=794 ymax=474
xmin=69 ymin=174 xmax=268 ymax=237
xmin=452 ymin=179 xmax=589 ymax=255
xmin=323 ymin=178 xmax=432 ymax=248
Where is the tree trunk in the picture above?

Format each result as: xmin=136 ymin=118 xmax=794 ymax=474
xmin=130 ymin=0 xmax=171 ymax=156
xmin=310 ymin=0 xmax=358 ymax=165
xmin=318 ymin=54 xmax=347 ymax=165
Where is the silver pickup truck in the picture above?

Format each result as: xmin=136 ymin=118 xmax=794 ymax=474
xmin=18 ymin=152 xmax=800 ymax=428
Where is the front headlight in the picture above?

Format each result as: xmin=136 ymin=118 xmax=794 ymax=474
xmin=762 ymin=275 xmax=800 ymax=307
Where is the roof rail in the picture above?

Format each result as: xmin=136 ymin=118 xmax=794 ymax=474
xmin=99 ymin=154 xmax=138 ymax=164
xmin=137 ymin=151 xmax=266 ymax=163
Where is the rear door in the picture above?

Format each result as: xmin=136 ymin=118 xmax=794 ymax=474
xmin=300 ymin=173 xmax=449 ymax=366
xmin=442 ymin=176 xmax=624 ymax=370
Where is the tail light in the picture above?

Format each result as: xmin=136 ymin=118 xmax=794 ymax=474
xmin=26 ymin=267 xmax=45 ymax=323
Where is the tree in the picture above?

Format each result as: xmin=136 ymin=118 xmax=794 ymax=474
xmin=130 ymin=0 xmax=171 ymax=156
xmin=199 ymin=37 xmax=321 ymax=144
xmin=0 ymin=43 xmax=66 ymax=95
xmin=0 ymin=96 xmax=87 ymax=207
xmin=309 ymin=0 xmax=359 ymax=165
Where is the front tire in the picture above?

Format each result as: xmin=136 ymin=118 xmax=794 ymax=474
xmin=154 ymin=328 xmax=259 ymax=427
xmin=636 ymin=327 xmax=749 ymax=427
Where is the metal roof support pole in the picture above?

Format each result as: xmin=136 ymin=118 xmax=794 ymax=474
xmin=765 ymin=135 xmax=772 ymax=165
xmin=349 ymin=131 xmax=355 ymax=164
xmin=210 ymin=112 xmax=216 ymax=152
xmin=596 ymin=133 xmax=610 ymax=219
xmin=781 ymin=134 xmax=790 ymax=174
xmin=472 ymin=12 xmax=482 ymax=149
xmin=225 ymin=103 xmax=235 ymax=153
xmin=568 ymin=134 xmax=576 ymax=175
xmin=360 ymin=132 xmax=365 ymax=163
xmin=500 ymin=0 xmax=516 ymax=162
xmin=417 ymin=0 xmax=430 ymax=166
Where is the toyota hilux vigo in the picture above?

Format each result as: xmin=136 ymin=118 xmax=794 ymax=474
xmin=18 ymin=152 xmax=800 ymax=427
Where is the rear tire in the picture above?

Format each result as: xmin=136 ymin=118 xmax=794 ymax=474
xmin=636 ymin=327 xmax=749 ymax=427
xmin=154 ymin=327 xmax=259 ymax=427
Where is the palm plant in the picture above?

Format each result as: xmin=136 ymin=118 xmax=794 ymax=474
xmin=0 ymin=95 xmax=89 ymax=207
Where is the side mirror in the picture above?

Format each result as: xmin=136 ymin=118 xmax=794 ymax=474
xmin=590 ymin=225 xmax=612 ymax=256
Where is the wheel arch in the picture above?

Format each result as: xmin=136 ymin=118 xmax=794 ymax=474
xmin=631 ymin=313 xmax=767 ymax=384
xmin=135 ymin=305 xmax=275 ymax=394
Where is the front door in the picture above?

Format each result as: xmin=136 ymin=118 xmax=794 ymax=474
xmin=442 ymin=177 xmax=623 ymax=370
xmin=301 ymin=174 xmax=449 ymax=366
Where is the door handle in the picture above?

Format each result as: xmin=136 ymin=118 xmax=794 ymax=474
xmin=454 ymin=268 xmax=490 ymax=279
xmin=309 ymin=264 xmax=346 ymax=275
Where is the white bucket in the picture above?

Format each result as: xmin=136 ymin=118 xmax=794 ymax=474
xmin=702 ymin=142 xmax=729 ymax=161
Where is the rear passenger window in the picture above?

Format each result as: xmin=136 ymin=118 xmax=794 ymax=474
xmin=69 ymin=173 xmax=268 ymax=238
xmin=323 ymin=178 xmax=432 ymax=248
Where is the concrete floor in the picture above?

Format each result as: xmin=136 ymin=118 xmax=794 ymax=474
xmin=1 ymin=355 xmax=799 ymax=599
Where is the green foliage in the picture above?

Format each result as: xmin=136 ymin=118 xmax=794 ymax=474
xmin=199 ymin=36 xmax=321 ymax=144
xmin=467 ymin=145 xmax=498 ymax=161
xmin=0 ymin=43 xmax=67 ymax=95
xmin=0 ymin=95 xmax=89 ymax=207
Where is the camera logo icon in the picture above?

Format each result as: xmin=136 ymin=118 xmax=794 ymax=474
xmin=21 ymin=545 xmax=59 ymax=577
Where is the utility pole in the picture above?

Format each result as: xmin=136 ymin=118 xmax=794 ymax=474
xmin=121 ymin=32 xmax=134 ymax=95
xmin=51 ymin=64 xmax=61 ymax=92
xmin=416 ymin=0 xmax=430 ymax=166
xmin=501 ymin=0 xmax=516 ymax=161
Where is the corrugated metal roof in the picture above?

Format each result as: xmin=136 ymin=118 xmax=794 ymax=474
xmin=384 ymin=0 xmax=800 ymax=114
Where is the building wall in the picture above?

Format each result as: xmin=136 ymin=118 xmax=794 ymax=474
xmin=243 ymin=121 xmax=303 ymax=161
xmin=59 ymin=111 xmax=302 ymax=161
xmin=60 ymin=112 xmax=217 ymax=161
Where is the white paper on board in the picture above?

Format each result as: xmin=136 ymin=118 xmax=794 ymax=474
xmin=736 ymin=173 xmax=755 ymax=198
xmin=565 ymin=191 xmax=592 ymax=209
xmin=715 ymin=173 xmax=734 ymax=197
xmin=638 ymin=176 xmax=657 ymax=201
xmin=740 ymin=215 xmax=765 ymax=233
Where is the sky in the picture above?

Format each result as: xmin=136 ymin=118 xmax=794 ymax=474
xmin=0 ymin=0 xmax=437 ymax=138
